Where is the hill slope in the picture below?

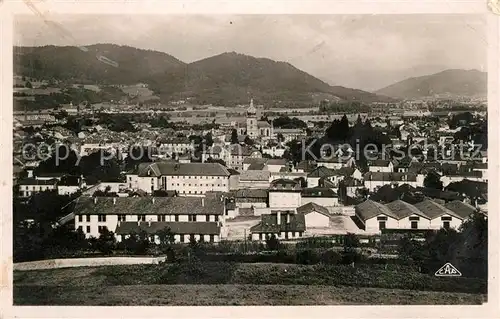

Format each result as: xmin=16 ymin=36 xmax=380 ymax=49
xmin=375 ymin=69 xmax=487 ymax=99
xmin=14 ymin=44 xmax=186 ymax=85
xmin=147 ymin=52 xmax=394 ymax=105
xmin=14 ymin=46 xmax=394 ymax=105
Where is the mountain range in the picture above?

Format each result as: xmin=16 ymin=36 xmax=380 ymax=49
xmin=14 ymin=44 xmax=486 ymax=105
xmin=375 ymin=69 xmax=487 ymax=99
xmin=14 ymin=44 xmax=394 ymax=106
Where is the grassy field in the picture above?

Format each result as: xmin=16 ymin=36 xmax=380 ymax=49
xmin=14 ymin=284 xmax=486 ymax=306
xmin=13 ymin=263 xmax=487 ymax=305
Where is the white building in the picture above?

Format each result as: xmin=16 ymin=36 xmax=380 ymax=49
xmin=18 ymin=178 xmax=57 ymax=197
xmin=355 ymin=198 xmax=480 ymax=233
xmin=74 ymin=194 xmax=225 ymax=243
xmin=126 ymin=162 xmax=232 ymax=195
xmin=268 ymin=179 xmax=302 ymax=208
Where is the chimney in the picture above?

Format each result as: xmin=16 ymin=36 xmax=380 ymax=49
xmin=94 ymin=197 xmax=97 ymax=204
xmin=152 ymin=197 xmax=155 ymax=204
xmin=277 ymin=211 xmax=281 ymax=225
xmin=113 ymin=198 xmax=116 ymax=205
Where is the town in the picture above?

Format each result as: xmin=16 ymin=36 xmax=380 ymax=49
xmin=13 ymin=78 xmax=487 ymax=255
xmin=11 ymin=14 xmax=489 ymax=305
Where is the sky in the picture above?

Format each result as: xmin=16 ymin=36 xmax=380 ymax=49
xmin=14 ymin=14 xmax=487 ymax=92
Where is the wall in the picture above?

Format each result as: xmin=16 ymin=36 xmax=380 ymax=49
xmin=364 ymin=214 xmax=398 ymax=233
xmin=306 ymin=177 xmax=320 ymax=188
xmin=300 ymin=197 xmax=339 ymax=207
xmin=398 ymin=215 xmax=431 ymax=230
xmin=164 ymin=175 xmax=229 ymax=195
xmin=238 ymin=180 xmax=270 ymax=189
xmin=269 ymin=191 xmax=301 ymax=208
xmin=304 ymin=211 xmax=330 ymax=228
xmin=14 ymin=256 xmax=169 ymax=271
xmin=429 ymin=214 xmax=463 ymax=230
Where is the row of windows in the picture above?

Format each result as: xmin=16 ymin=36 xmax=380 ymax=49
xmin=79 ymin=214 xmax=220 ymax=222
xmin=170 ymin=183 xmax=226 ymax=187
xmin=258 ymin=232 xmax=303 ymax=240
xmin=20 ymin=186 xmax=54 ymax=191
xmin=378 ymin=221 xmax=452 ymax=230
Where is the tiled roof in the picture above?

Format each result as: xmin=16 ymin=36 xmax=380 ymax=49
xmin=19 ymin=178 xmax=57 ymax=185
xmin=73 ymin=196 xmax=224 ymax=216
xmin=250 ymin=213 xmax=305 ymax=233
xmin=445 ymin=200 xmax=478 ymax=219
xmin=368 ymin=159 xmax=391 ymax=167
xmin=135 ymin=162 xmax=230 ymax=177
xmin=233 ymin=188 xmax=268 ymax=198
xmin=296 ymin=202 xmax=330 ymax=216
xmin=385 ymin=200 xmax=430 ymax=220
xmin=267 ymin=159 xmax=287 ymax=166
xmin=243 ymin=157 xmax=267 ymax=165
xmin=363 ymin=172 xmax=417 ymax=182
xmin=115 ymin=221 xmax=220 ymax=235
xmin=413 ymin=199 xmax=460 ymax=220
xmin=239 ymin=170 xmax=270 ymax=182
xmin=355 ymin=199 xmax=398 ymax=221
xmin=301 ymin=187 xmax=338 ymax=198
xmin=307 ymin=166 xmax=335 ymax=178
xmin=247 ymin=163 xmax=266 ymax=170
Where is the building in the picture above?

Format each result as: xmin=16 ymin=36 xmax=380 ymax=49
xmin=300 ymin=187 xmax=339 ymax=207
xmin=250 ymin=211 xmax=305 ymax=241
xmin=157 ymin=137 xmax=194 ymax=156
xmin=238 ymin=170 xmax=271 ymax=189
xmin=355 ymin=198 xmax=480 ymax=233
xmin=18 ymin=178 xmax=57 ymax=197
xmin=237 ymin=99 xmax=273 ymax=139
xmin=368 ymin=160 xmax=394 ymax=173
xmin=126 ymin=162 xmax=232 ymax=195
xmin=73 ymin=194 xmax=225 ymax=242
xmin=363 ymin=172 xmax=423 ymax=191
xmin=268 ymin=179 xmax=302 ymax=208
xmin=203 ymin=144 xmax=262 ymax=171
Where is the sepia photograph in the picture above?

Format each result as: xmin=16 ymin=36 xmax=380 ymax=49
xmin=6 ymin=8 xmax=491 ymax=308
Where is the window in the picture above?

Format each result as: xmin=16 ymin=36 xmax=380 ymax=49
xmin=411 ymin=221 xmax=418 ymax=229
xmin=78 ymin=215 xmax=83 ymax=222
xmin=86 ymin=226 xmax=91 ymax=233
xmin=189 ymin=215 xmax=197 ymax=222
xmin=299 ymin=232 xmax=303 ymax=237
xmin=98 ymin=226 xmax=106 ymax=233
xmin=98 ymin=215 xmax=106 ymax=222
xmin=138 ymin=214 xmax=146 ymax=222
xmin=86 ymin=215 xmax=91 ymax=222
xmin=175 ymin=215 xmax=179 ymax=222
xmin=206 ymin=215 xmax=210 ymax=222
xmin=209 ymin=234 xmax=215 ymax=242
xmin=377 ymin=216 xmax=387 ymax=221
xmin=118 ymin=215 xmax=126 ymax=222
xmin=215 ymin=215 xmax=219 ymax=222
xmin=409 ymin=216 xmax=420 ymax=221
xmin=443 ymin=221 xmax=450 ymax=229
xmin=379 ymin=221 xmax=386 ymax=230
xmin=259 ymin=233 xmax=262 ymax=240
xmin=190 ymin=234 xmax=195 ymax=242
xmin=158 ymin=215 xmax=166 ymax=222
xmin=180 ymin=235 xmax=184 ymax=243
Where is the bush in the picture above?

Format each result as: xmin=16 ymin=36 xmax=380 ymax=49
xmin=295 ymin=249 xmax=320 ymax=265
xmin=320 ymin=250 xmax=342 ymax=264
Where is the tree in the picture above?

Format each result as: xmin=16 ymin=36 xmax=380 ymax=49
xmin=265 ymin=234 xmax=280 ymax=251
xmin=424 ymin=171 xmax=443 ymax=190
xmin=342 ymin=233 xmax=361 ymax=264
xmin=231 ymin=129 xmax=239 ymax=144
xmin=204 ymin=132 xmax=214 ymax=147
xmin=277 ymin=133 xmax=284 ymax=143
xmin=244 ymin=136 xmax=254 ymax=146
xmin=96 ymin=227 xmax=116 ymax=254
xmin=25 ymin=81 xmax=33 ymax=89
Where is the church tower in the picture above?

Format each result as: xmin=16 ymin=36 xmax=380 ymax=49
xmin=246 ymin=98 xmax=258 ymax=138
